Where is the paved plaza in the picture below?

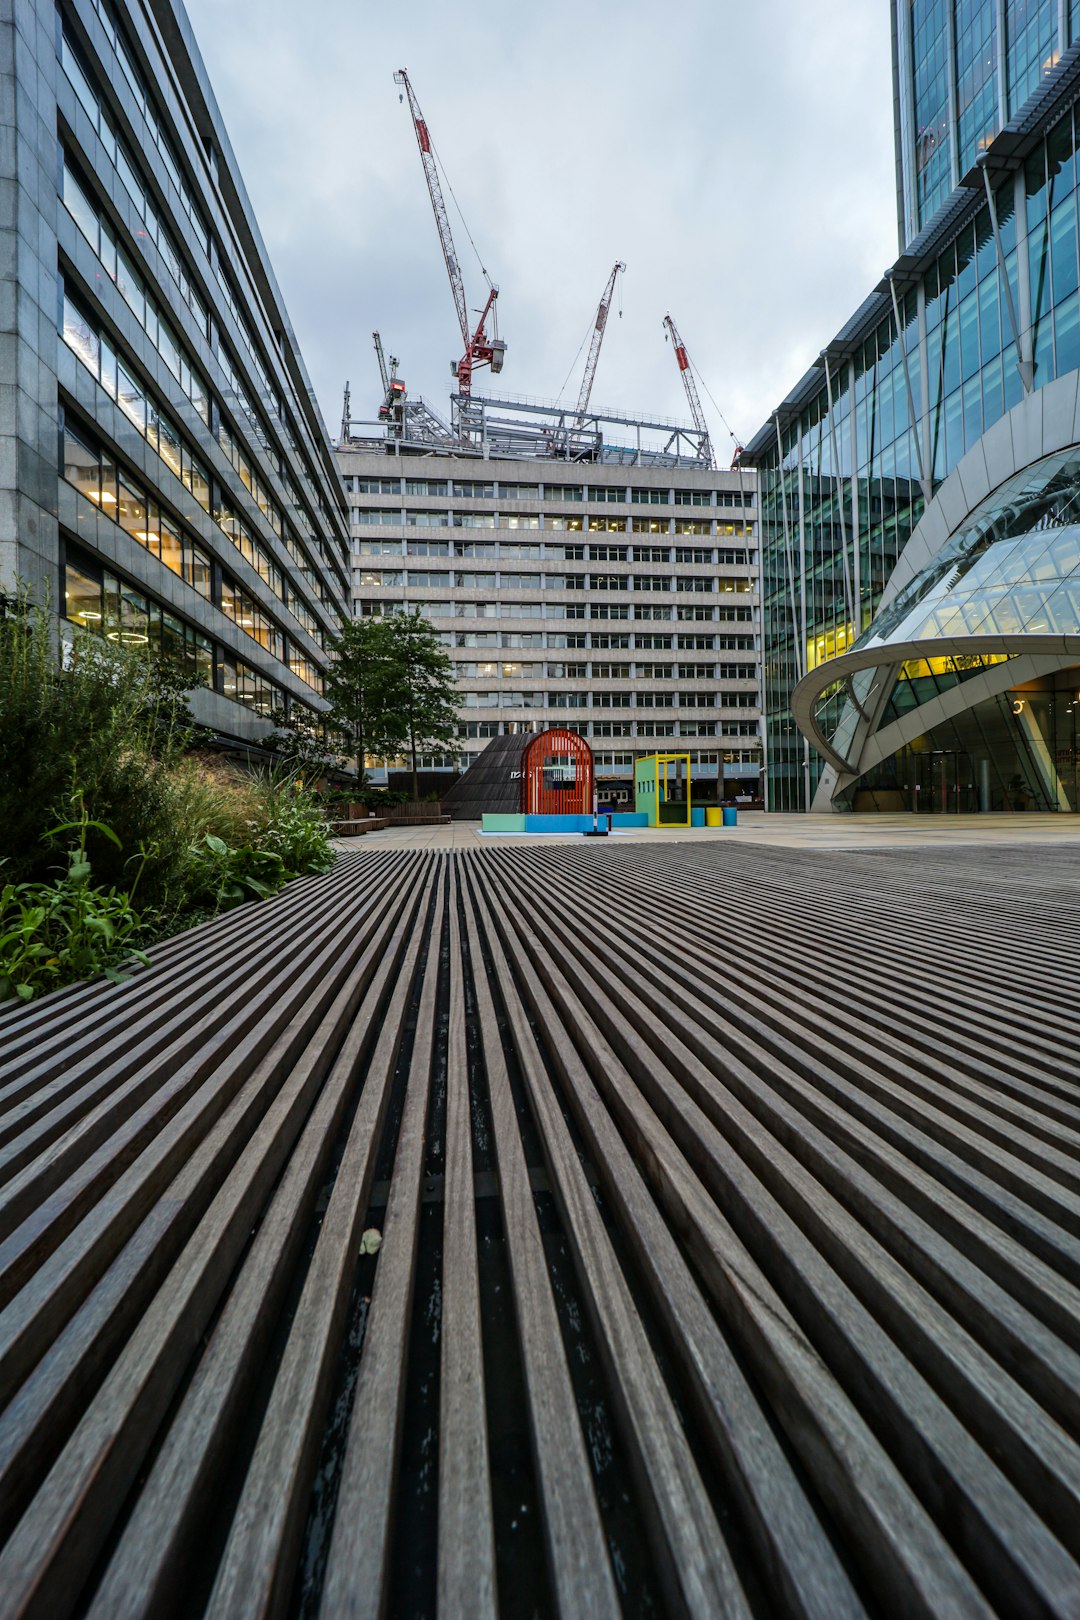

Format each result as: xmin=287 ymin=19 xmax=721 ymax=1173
xmin=344 ymin=810 xmax=1080 ymax=850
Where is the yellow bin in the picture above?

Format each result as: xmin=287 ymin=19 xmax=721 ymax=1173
xmin=705 ymin=807 xmax=723 ymax=827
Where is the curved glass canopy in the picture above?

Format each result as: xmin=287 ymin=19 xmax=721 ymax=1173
xmin=810 ymin=447 xmax=1080 ymax=756
xmin=858 ymin=447 xmax=1080 ymax=652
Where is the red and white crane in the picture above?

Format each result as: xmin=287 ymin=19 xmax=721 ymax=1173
xmin=394 ymin=68 xmax=505 ymax=399
xmin=575 ymin=261 xmax=625 ymax=423
xmin=663 ymin=313 xmax=713 ymax=470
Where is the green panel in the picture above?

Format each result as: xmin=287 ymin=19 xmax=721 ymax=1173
xmin=482 ymin=813 xmax=527 ymax=832
xmin=634 ymin=756 xmax=658 ymax=825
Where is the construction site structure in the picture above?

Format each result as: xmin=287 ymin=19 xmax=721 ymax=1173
xmin=339 ymin=380 xmax=714 ymax=469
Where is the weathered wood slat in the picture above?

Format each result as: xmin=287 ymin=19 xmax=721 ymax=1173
xmin=1 ymin=842 xmax=1080 ymax=1618
xmin=459 ymin=865 xmax=624 ymax=1620
xmin=437 ymin=864 xmax=497 ymax=1620
xmin=318 ymin=875 xmax=448 ymax=1620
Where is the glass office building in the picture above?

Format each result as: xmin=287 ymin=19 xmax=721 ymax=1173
xmin=1 ymin=0 xmax=350 ymax=741
xmin=895 ymin=0 xmax=1080 ymax=248
xmin=744 ymin=5 xmax=1080 ymax=810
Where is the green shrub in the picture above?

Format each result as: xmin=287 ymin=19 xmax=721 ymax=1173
xmin=0 ymin=606 xmax=337 ymax=995
xmin=357 ymin=788 xmax=409 ymax=811
xmin=247 ymin=774 xmax=334 ymax=877
xmin=184 ymin=834 xmax=288 ymax=911
xmin=0 ymin=604 xmax=193 ymax=907
xmin=0 ymin=806 xmax=148 ymax=1003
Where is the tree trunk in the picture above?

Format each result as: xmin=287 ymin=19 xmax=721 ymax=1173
xmin=410 ymin=730 xmax=419 ymax=801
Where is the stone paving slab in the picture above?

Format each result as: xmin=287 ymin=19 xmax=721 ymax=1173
xmin=338 ymin=810 xmax=1080 ymax=851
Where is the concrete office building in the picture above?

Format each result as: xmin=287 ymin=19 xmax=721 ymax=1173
xmin=338 ymin=431 xmax=761 ymax=802
xmin=744 ymin=1 xmax=1080 ymax=812
xmin=2 ymin=0 xmax=351 ymax=741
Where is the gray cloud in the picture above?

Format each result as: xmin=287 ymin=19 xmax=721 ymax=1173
xmin=183 ymin=0 xmax=896 ymax=457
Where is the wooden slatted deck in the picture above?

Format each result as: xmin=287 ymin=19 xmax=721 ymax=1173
xmin=2 ymin=842 xmax=1080 ymax=1618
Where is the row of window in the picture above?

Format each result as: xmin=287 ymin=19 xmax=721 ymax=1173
xmin=455 ymin=708 xmax=759 ymax=735
xmin=61 ymin=33 xmax=210 ymax=328
xmin=61 ymin=26 xmax=346 ymax=579
xmin=356 ymin=542 xmax=752 ymax=566
xmin=213 ymin=418 xmax=333 ymax=620
xmin=62 ymin=544 xmax=317 ymax=721
xmin=442 ymin=631 xmax=754 ymax=651
xmin=62 ymin=417 xmax=321 ymax=690
xmin=62 ymin=164 xmax=209 ymax=421
xmin=353 ymin=509 xmax=752 ymax=537
xmin=63 ymin=417 xmax=212 ymax=594
xmin=358 ymin=599 xmax=753 ymax=624
xmin=356 ymin=570 xmax=753 ymax=592
xmin=459 ymin=691 xmax=757 ymax=708
xmin=63 ymin=395 xmax=325 ymax=652
xmin=455 ymin=661 xmax=756 ymax=680
xmin=347 ymin=477 xmax=753 ymax=507
xmin=62 ymin=185 xmax=335 ymax=631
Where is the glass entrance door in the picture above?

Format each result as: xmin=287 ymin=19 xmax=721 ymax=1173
xmin=915 ymin=750 xmax=975 ymax=812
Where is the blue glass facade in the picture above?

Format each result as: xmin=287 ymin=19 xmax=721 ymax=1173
xmin=955 ymin=0 xmax=998 ymax=172
xmin=1006 ymin=0 xmax=1058 ymax=115
xmin=747 ymin=54 xmax=1080 ymax=809
xmin=895 ymin=0 xmax=1080 ymax=248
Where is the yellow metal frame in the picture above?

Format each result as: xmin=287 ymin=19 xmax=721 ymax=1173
xmin=645 ymin=752 xmax=691 ymax=827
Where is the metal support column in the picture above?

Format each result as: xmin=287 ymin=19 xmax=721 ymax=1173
xmin=821 ymin=352 xmax=856 ymax=636
xmin=848 ymin=357 xmax=861 ymax=629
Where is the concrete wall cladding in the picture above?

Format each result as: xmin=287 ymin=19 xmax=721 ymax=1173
xmin=0 ymin=3 xmax=62 ymax=602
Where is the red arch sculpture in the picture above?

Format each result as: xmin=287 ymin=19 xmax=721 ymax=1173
xmin=521 ymin=728 xmax=595 ymax=815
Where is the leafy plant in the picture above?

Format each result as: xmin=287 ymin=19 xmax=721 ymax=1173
xmin=254 ymin=782 xmax=334 ymax=877
xmin=0 ymin=804 xmax=149 ymax=1003
xmin=185 ymin=834 xmax=288 ymax=911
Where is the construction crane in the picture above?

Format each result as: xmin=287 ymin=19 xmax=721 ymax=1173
xmin=575 ymin=261 xmax=625 ymax=424
xmin=372 ymin=331 xmax=407 ymax=428
xmin=663 ymin=314 xmax=713 ymax=470
xmin=394 ymin=68 xmax=505 ymax=398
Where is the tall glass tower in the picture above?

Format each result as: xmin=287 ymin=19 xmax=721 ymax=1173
xmin=894 ymin=1 xmax=1080 ymax=248
xmin=743 ymin=1 xmax=1080 ymax=814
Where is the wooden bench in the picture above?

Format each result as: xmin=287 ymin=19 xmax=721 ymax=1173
xmin=3 ymin=842 xmax=1080 ymax=1618
xmin=329 ymin=816 xmax=390 ymax=837
xmin=388 ymin=800 xmax=452 ymax=827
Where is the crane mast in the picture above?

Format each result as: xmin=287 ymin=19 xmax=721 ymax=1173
xmin=373 ymin=330 xmax=390 ymax=396
xmin=575 ymin=261 xmax=625 ymax=423
xmin=394 ymin=68 xmax=505 ymax=399
xmin=663 ymin=314 xmax=713 ymax=469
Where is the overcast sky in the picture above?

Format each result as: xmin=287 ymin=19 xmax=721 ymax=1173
xmin=181 ymin=0 xmax=898 ymax=459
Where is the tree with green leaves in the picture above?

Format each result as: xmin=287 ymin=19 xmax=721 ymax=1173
xmin=322 ymin=616 xmax=400 ymax=784
xmin=379 ymin=611 xmax=459 ymax=799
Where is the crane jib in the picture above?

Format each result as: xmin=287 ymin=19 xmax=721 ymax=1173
xmin=416 ymin=119 xmax=431 ymax=153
